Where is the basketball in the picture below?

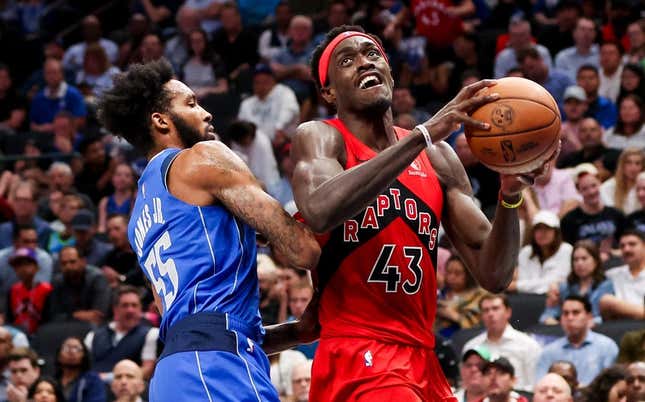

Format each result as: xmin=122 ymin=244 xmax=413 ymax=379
xmin=464 ymin=77 xmax=561 ymax=175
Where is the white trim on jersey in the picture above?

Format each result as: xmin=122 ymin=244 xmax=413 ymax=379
xmin=195 ymin=351 xmax=214 ymax=402
xmin=230 ymin=217 xmax=244 ymax=294
xmin=196 ymin=206 xmax=218 ymax=313
xmin=227 ymin=314 xmax=262 ymax=402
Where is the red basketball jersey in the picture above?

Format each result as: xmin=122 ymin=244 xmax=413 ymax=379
xmin=411 ymin=0 xmax=464 ymax=48
xmin=314 ymin=118 xmax=444 ymax=348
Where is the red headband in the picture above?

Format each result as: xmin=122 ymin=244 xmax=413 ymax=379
xmin=317 ymin=31 xmax=388 ymax=87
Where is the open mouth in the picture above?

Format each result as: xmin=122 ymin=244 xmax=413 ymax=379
xmin=358 ymin=74 xmax=382 ymax=89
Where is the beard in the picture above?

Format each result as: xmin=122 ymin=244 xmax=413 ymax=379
xmin=170 ymin=112 xmax=211 ymax=148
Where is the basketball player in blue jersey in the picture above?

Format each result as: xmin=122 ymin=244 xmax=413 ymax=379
xmin=97 ymin=59 xmax=321 ymax=402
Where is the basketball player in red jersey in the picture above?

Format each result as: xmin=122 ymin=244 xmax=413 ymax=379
xmin=290 ymin=26 xmax=556 ymax=402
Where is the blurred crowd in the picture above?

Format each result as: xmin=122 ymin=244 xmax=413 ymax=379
xmin=0 ymin=0 xmax=643 ymax=401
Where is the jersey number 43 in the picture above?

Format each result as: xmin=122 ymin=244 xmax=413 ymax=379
xmin=367 ymin=245 xmax=423 ymax=294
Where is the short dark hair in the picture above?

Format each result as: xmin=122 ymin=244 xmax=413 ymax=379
xmin=516 ymin=46 xmax=541 ymax=63
xmin=226 ymin=120 xmax=256 ymax=144
xmin=28 ymin=377 xmax=66 ymax=402
xmin=77 ymin=134 xmax=103 ymax=156
xmin=8 ymin=347 xmax=40 ymax=368
xmin=107 ymin=213 xmax=130 ymax=225
xmin=310 ymin=25 xmax=383 ymax=90
xmin=12 ymin=223 xmax=36 ymax=241
xmin=577 ymin=64 xmax=599 ymax=76
xmin=97 ymin=59 xmax=174 ymax=155
xmin=112 ymin=285 xmax=142 ymax=307
xmin=563 ymin=294 xmax=592 ymax=313
xmin=600 ymin=40 xmax=624 ymax=54
xmin=619 ymin=228 xmax=645 ymax=243
xmin=54 ymin=337 xmax=90 ymax=376
xmin=478 ymin=293 xmax=511 ymax=310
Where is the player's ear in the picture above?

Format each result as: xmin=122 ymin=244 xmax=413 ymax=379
xmin=320 ymin=86 xmax=336 ymax=105
xmin=151 ymin=112 xmax=170 ymax=134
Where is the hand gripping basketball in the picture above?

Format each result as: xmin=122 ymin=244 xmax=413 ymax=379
xmin=418 ymin=79 xmax=500 ymax=143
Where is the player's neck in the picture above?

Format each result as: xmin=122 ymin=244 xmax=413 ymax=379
xmin=337 ymin=109 xmax=396 ymax=152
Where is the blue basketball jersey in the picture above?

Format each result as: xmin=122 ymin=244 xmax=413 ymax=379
xmin=127 ymin=148 xmax=263 ymax=341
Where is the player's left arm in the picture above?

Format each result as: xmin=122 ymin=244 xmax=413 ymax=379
xmin=429 ymin=142 xmax=550 ymax=293
xmin=179 ymin=142 xmax=321 ymax=271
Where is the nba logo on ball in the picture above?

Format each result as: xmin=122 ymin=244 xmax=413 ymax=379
xmin=491 ymin=104 xmax=513 ymax=128
xmin=501 ymin=140 xmax=516 ymax=162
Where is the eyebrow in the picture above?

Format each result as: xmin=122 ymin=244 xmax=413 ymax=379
xmin=335 ymin=41 xmax=378 ymax=60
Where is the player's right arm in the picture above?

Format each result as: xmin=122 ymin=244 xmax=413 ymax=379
xmin=291 ymin=80 xmax=499 ymax=233
xmin=168 ymin=141 xmax=320 ymax=271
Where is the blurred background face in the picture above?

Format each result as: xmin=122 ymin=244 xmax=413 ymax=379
xmin=621 ymin=69 xmax=640 ymax=92
xmin=619 ymin=98 xmax=641 ymax=125
xmin=59 ymin=196 xmax=81 ymax=225
xmin=461 ymin=354 xmax=489 ymax=393
xmin=114 ymin=293 xmax=142 ymax=329
xmin=107 ymin=216 xmax=129 ymax=249
xmin=608 ymin=379 xmax=627 ymax=402
xmin=220 ymin=7 xmax=241 ymax=32
xmin=533 ymin=374 xmax=572 ymax=402
xmin=0 ymin=69 xmax=11 ymax=92
xmin=626 ymin=363 xmax=645 ymax=402
xmin=253 ymin=73 xmax=275 ymax=99
xmin=445 ymin=260 xmax=467 ymax=291
xmin=15 ymin=228 xmax=38 ymax=249
xmin=572 ymin=247 xmax=595 ymax=279
xmin=275 ymin=4 xmax=292 ymax=29
xmin=328 ymin=3 xmax=349 ymax=28
xmin=112 ymin=164 xmax=134 ymax=191
xmin=577 ymin=174 xmax=601 ymax=205
xmin=619 ymin=234 xmax=644 ymax=267
xmin=622 ymin=154 xmax=643 ymax=181
xmin=44 ymin=60 xmax=63 ymax=88
xmin=59 ymin=248 xmax=85 ymax=284
xmin=577 ymin=69 xmax=599 ymax=95
xmin=573 ymin=18 xmax=596 ymax=48
xmin=111 ymin=360 xmax=144 ymax=400
xmin=33 ymin=381 xmax=57 ymax=402
xmin=627 ymin=23 xmax=644 ymax=50
xmin=486 ymin=367 xmax=514 ymax=399
xmin=11 ymin=185 xmax=36 ymax=221
xmin=533 ymin=225 xmax=556 ymax=247
xmin=600 ymin=44 xmax=621 ymax=71
xmin=521 ymin=56 xmax=546 ymax=81
xmin=392 ymin=88 xmax=415 ymax=115
xmin=58 ymin=337 xmax=83 ymax=367
xmin=291 ymin=362 xmax=312 ymax=402
xmin=288 ymin=287 xmax=312 ymax=319
xmin=189 ymin=30 xmax=206 ymax=56
xmin=508 ymin=21 xmax=531 ymax=48
xmin=563 ymin=99 xmax=588 ymax=121
xmin=9 ymin=358 xmax=39 ymax=387
xmin=83 ymin=141 xmax=105 ymax=165
xmin=289 ymin=17 xmax=312 ymax=44
xmin=560 ymin=300 xmax=590 ymax=336
xmin=578 ymin=118 xmax=602 ymax=146
xmin=480 ymin=297 xmax=511 ymax=332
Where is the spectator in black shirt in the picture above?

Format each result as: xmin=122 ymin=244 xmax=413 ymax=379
xmin=0 ymin=64 xmax=26 ymax=134
xmin=99 ymin=214 xmax=143 ymax=288
xmin=44 ymin=245 xmax=111 ymax=325
xmin=557 ymin=117 xmax=621 ymax=177
xmin=74 ymin=136 xmax=115 ymax=205
xmin=211 ymin=3 xmax=259 ymax=81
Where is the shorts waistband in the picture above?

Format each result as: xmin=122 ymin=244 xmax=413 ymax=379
xmin=159 ymin=311 xmax=261 ymax=360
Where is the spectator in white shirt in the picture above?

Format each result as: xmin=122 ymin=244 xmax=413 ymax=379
xmin=63 ymin=15 xmax=118 ymax=76
xmin=509 ymin=210 xmax=573 ymax=294
xmin=258 ymin=2 xmax=292 ymax=62
xmin=454 ymin=346 xmax=491 ymax=402
xmin=237 ymin=64 xmax=299 ymax=146
xmin=494 ymin=18 xmax=553 ymax=79
xmin=227 ymin=120 xmax=281 ymax=198
xmin=600 ymin=229 xmax=645 ymax=320
xmin=462 ymin=294 xmax=542 ymax=392
xmin=598 ymin=41 xmax=624 ymax=103
xmin=600 ymin=147 xmax=644 ymax=215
